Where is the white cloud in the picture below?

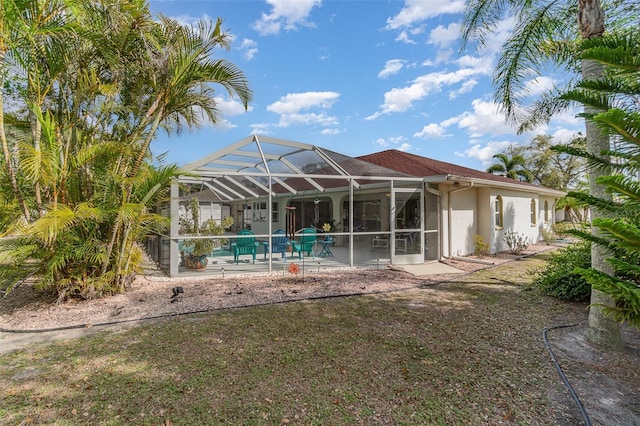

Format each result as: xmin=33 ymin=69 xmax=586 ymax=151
xmin=250 ymin=122 xmax=272 ymax=135
xmin=429 ymin=22 xmax=461 ymax=49
xmin=170 ymin=13 xmax=213 ymax=28
xmin=552 ymin=105 xmax=582 ymax=126
xmin=374 ymin=138 xmax=390 ymax=148
xmin=551 ymin=128 xmax=582 ymax=143
xmin=267 ymin=91 xmax=340 ymax=128
xmin=216 ymin=96 xmax=253 ymax=116
xmin=321 ymin=128 xmax=341 ymax=135
xmin=366 ymin=68 xmax=481 ymax=119
xmin=448 ymin=79 xmax=477 ymax=99
xmin=280 ymin=113 xmax=338 ymax=128
xmin=520 ymin=76 xmax=556 ymax=97
xmin=395 ymin=30 xmax=417 ymax=44
xmin=454 ymin=54 xmax=494 ymax=76
xmin=389 ymin=136 xmax=407 ymax=145
xmin=267 ymin=91 xmax=339 ymax=114
xmin=239 ymin=38 xmax=258 ymax=60
xmin=190 ymin=96 xmax=252 ymax=129
xmin=252 ymin=0 xmax=321 ymax=36
xmin=373 ymin=136 xmax=409 ymax=150
xmin=455 ymin=99 xmax=515 ymax=137
xmin=378 ymin=59 xmax=406 ymax=78
xmin=385 ymin=0 xmax=465 ymax=30
xmin=455 ymin=140 xmax=515 ymax=165
xmin=414 ymin=123 xmax=447 ymax=139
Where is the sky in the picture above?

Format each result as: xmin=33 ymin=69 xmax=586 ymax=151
xmin=148 ymin=0 xmax=583 ymax=172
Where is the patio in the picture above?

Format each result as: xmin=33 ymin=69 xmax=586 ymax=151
xmin=148 ymin=135 xmax=438 ymax=277
xmin=175 ymin=234 xmax=399 ymax=278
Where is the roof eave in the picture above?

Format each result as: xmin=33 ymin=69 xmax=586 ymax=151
xmin=422 ymin=174 xmax=566 ymax=197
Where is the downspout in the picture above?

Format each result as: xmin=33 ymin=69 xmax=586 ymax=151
xmin=552 ymin=197 xmax=559 ymax=224
xmin=447 ymin=181 xmax=473 ymax=258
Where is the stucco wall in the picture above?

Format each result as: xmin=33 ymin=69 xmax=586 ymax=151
xmin=489 ymin=190 xmax=550 ymax=253
xmin=447 ymin=186 xmax=477 ymax=256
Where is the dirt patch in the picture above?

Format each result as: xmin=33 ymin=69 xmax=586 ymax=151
xmin=546 ymin=325 xmax=640 ymax=425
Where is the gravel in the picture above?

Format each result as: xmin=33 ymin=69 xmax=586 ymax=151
xmin=0 ymin=244 xmax=556 ymax=332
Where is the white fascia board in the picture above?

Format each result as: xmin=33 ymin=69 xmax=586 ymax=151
xmin=424 ymin=174 xmax=566 ymax=197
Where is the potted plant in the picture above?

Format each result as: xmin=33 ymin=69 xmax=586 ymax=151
xmin=181 ymin=198 xmax=233 ymax=269
xmin=322 ymin=222 xmax=333 ymax=241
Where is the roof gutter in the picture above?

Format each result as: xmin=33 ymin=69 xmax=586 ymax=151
xmin=423 ymin=174 xmax=565 ymax=197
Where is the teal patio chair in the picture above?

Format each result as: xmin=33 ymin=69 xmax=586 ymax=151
xmin=291 ymin=228 xmax=317 ymax=259
xmin=263 ymin=229 xmax=289 ymax=261
xmin=231 ymin=230 xmax=259 ymax=264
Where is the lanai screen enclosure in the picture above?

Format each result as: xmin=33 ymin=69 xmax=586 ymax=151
xmin=149 ymin=135 xmax=439 ymax=277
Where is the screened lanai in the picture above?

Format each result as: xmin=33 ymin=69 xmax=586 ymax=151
xmin=149 ymin=135 xmax=438 ymax=277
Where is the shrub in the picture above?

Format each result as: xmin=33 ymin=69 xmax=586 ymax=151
xmin=473 ymin=234 xmax=490 ymax=256
xmin=503 ymin=231 xmax=529 ymax=255
xmin=540 ymin=227 xmax=555 ymax=244
xmin=532 ymin=241 xmax=591 ymax=301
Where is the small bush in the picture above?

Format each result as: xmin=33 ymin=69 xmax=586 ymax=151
xmin=532 ymin=241 xmax=591 ymax=301
xmin=540 ymin=227 xmax=555 ymax=244
xmin=503 ymin=231 xmax=529 ymax=255
xmin=473 ymin=234 xmax=490 ymax=256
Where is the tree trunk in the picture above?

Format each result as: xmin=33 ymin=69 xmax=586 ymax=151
xmin=579 ymin=0 xmax=624 ymax=349
xmin=29 ymin=110 xmax=45 ymax=217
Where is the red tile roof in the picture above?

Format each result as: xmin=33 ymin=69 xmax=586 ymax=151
xmin=357 ymin=149 xmax=543 ymax=189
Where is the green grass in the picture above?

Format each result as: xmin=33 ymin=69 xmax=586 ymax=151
xmin=0 ymin=255 xmax=587 ymax=425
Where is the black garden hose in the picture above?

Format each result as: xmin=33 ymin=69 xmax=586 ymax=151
xmin=543 ymin=324 xmax=592 ymax=426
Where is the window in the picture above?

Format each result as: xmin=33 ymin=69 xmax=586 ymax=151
xmin=252 ymin=201 xmax=267 ymax=222
xmin=494 ymin=195 xmax=503 ymax=229
xmin=544 ymin=200 xmax=549 ymax=222
xmin=271 ymin=201 xmax=279 ymax=222
xmin=531 ymin=198 xmax=537 ymax=226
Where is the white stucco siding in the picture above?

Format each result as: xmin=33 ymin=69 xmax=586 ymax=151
xmin=538 ymin=196 xmax=556 ymax=229
xmin=476 ymin=187 xmax=491 ymax=249
xmin=490 ymin=190 xmax=544 ymax=252
xmin=449 ymin=188 xmax=477 ymax=256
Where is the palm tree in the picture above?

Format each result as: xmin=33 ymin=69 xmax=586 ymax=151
xmin=560 ymin=30 xmax=640 ymax=328
xmin=0 ymin=1 xmax=253 ymax=298
xmin=99 ymin=14 xmax=253 ymax=279
xmin=462 ymin=0 xmax=638 ymax=349
xmin=487 ymin=152 xmax=533 ymax=182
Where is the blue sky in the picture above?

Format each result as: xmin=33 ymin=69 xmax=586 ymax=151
xmin=148 ymin=0 xmax=582 ymax=171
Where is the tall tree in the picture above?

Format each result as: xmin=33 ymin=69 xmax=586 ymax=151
xmin=462 ymin=0 xmax=638 ymax=349
xmin=560 ymin=30 xmax=640 ymax=328
xmin=0 ymin=0 xmax=253 ymax=298
xmin=486 ymin=152 xmax=533 ymax=182
xmin=509 ymin=135 xmax=587 ymax=191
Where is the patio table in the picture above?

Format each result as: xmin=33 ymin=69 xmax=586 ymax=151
xmin=318 ymin=239 xmax=335 ymax=257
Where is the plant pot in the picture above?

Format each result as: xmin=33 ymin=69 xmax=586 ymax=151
xmin=186 ymin=254 xmax=208 ymax=270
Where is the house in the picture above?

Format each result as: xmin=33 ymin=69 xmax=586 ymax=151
xmin=152 ymin=135 xmax=564 ymax=277
xmin=357 ymin=150 xmax=565 ymax=258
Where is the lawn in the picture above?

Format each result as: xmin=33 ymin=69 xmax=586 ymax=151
xmin=0 ymin=254 xmax=590 ymax=425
